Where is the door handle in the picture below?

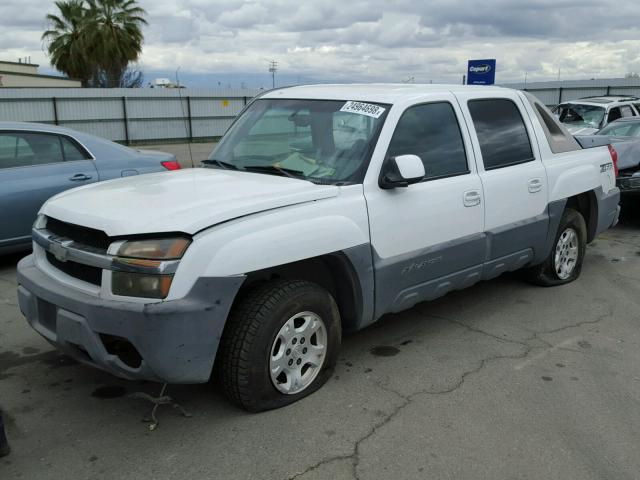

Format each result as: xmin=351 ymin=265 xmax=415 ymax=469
xmin=463 ymin=190 xmax=481 ymax=207
xmin=69 ymin=173 xmax=92 ymax=182
xmin=528 ymin=178 xmax=543 ymax=193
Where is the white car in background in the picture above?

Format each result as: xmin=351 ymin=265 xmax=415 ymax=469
xmin=552 ymin=96 xmax=640 ymax=135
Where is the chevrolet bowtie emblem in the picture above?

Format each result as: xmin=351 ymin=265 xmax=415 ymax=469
xmin=49 ymin=238 xmax=73 ymax=262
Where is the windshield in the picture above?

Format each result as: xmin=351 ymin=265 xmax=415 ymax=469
xmin=552 ymin=103 xmax=605 ymax=129
xmin=207 ymin=98 xmax=389 ymax=184
xmin=597 ymin=121 xmax=640 ymax=137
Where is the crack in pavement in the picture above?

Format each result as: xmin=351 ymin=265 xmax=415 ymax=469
xmin=287 ymin=306 xmax=614 ymax=480
xmin=288 ymin=326 xmax=531 ymax=479
xmin=535 ymin=307 xmax=614 ymax=336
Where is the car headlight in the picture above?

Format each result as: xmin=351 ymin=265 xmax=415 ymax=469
xmin=112 ymin=237 xmax=191 ymax=299
xmin=117 ymin=237 xmax=190 ymax=259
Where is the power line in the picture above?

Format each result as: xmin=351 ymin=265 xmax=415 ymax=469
xmin=268 ymin=60 xmax=278 ymax=88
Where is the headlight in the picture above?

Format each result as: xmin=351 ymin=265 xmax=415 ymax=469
xmin=117 ymin=237 xmax=190 ymax=259
xmin=112 ymin=236 xmax=191 ymax=299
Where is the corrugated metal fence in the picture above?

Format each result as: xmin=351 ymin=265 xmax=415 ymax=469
xmin=3 ymin=79 xmax=640 ymax=143
xmin=0 ymin=88 xmax=262 ymax=144
xmin=502 ymin=77 xmax=640 ymax=106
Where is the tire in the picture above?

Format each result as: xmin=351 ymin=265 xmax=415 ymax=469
xmin=525 ymin=208 xmax=587 ymax=287
xmin=217 ymin=279 xmax=341 ymax=412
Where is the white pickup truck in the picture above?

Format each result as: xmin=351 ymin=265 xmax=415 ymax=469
xmin=17 ymin=84 xmax=620 ymax=411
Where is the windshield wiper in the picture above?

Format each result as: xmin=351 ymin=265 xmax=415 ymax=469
xmin=201 ymin=159 xmax=242 ymax=170
xmin=243 ymin=165 xmax=305 ymax=179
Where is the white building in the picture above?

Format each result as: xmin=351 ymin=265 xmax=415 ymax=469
xmin=0 ymin=60 xmax=81 ymax=88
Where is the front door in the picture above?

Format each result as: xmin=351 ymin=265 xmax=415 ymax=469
xmin=364 ymin=97 xmax=485 ymax=317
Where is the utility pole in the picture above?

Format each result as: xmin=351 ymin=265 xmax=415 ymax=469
xmin=268 ymin=60 xmax=278 ymax=88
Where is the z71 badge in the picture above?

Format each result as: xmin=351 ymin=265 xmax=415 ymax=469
xmin=600 ymin=162 xmax=613 ymax=173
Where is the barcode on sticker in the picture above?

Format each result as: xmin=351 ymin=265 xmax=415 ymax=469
xmin=340 ymin=101 xmax=385 ymax=118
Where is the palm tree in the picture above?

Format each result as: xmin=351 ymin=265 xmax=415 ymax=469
xmin=42 ymin=0 xmax=92 ymax=86
xmin=42 ymin=0 xmax=147 ymax=87
xmin=85 ymin=0 xmax=147 ymax=87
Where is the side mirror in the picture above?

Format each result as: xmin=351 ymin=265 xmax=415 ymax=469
xmin=379 ymin=155 xmax=425 ymax=189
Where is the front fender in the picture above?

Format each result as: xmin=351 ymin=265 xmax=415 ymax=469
xmin=208 ymin=215 xmax=368 ymax=276
xmin=168 ymin=188 xmax=370 ymax=300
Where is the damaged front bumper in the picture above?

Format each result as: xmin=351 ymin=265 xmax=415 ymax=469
xmin=17 ymin=255 xmax=244 ymax=384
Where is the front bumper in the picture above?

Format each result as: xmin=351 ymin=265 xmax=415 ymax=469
xmin=17 ymin=255 xmax=245 ymax=384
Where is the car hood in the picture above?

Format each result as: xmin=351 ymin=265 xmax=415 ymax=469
xmin=41 ymin=168 xmax=339 ymax=236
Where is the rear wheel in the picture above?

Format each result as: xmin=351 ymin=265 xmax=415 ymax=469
xmin=525 ymin=208 xmax=587 ymax=286
xmin=218 ymin=279 xmax=341 ymax=412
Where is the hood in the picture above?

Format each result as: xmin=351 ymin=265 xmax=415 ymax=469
xmin=42 ymin=168 xmax=339 ymax=236
xmin=567 ymin=125 xmax=599 ymax=136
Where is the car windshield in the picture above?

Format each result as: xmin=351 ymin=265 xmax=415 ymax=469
xmin=206 ymin=98 xmax=389 ymax=185
xmin=597 ymin=121 xmax=640 ymax=137
xmin=552 ymin=103 xmax=605 ymax=129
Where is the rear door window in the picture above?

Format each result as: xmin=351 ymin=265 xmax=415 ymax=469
xmin=467 ymin=99 xmax=535 ymax=170
xmin=608 ymin=108 xmax=622 ymax=123
xmin=621 ymin=105 xmax=635 ymax=118
xmin=0 ymin=132 xmax=73 ymax=168
xmin=60 ymin=136 xmax=89 ymax=161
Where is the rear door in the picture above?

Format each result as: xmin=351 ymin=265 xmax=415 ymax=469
xmin=455 ymin=93 xmax=548 ymax=277
xmin=0 ymin=131 xmax=98 ymax=249
xmin=364 ymin=96 xmax=485 ymax=315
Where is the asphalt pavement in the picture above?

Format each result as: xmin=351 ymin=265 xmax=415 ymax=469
xmin=1 ymin=204 xmax=639 ymax=480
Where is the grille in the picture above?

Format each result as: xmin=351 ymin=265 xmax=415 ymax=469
xmin=46 ymin=252 xmax=103 ymax=286
xmin=46 ymin=217 xmax=111 ymax=251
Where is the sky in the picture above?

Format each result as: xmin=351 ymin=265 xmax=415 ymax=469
xmin=1 ymin=0 xmax=639 ymax=88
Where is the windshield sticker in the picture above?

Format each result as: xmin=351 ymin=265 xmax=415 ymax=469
xmin=340 ymin=101 xmax=386 ymax=118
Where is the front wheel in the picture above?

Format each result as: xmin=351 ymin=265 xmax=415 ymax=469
xmin=218 ymin=279 xmax=341 ymax=412
xmin=525 ymin=208 xmax=587 ymax=286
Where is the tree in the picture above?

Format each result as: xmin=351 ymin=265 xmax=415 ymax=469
xmin=85 ymin=0 xmax=147 ymax=87
xmin=42 ymin=0 xmax=147 ymax=87
xmin=92 ymin=64 xmax=144 ymax=87
xmin=42 ymin=0 xmax=93 ymax=86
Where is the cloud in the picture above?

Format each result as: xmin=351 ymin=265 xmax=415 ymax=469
xmin=0 ymin=0 xmax=639 ymax=85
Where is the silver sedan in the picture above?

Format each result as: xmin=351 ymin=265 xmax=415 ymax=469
xmin=0 ymin=122 xmax=181 ymax=254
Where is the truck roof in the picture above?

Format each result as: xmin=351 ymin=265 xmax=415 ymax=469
xmin=261 ymin=83 xmax=512 ymax=104
xmin=560 ymin=96 xmax=640 ymax=108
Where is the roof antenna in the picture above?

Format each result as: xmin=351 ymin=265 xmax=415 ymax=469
xmin=175 ymin=67 xmax=195 ymax=169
